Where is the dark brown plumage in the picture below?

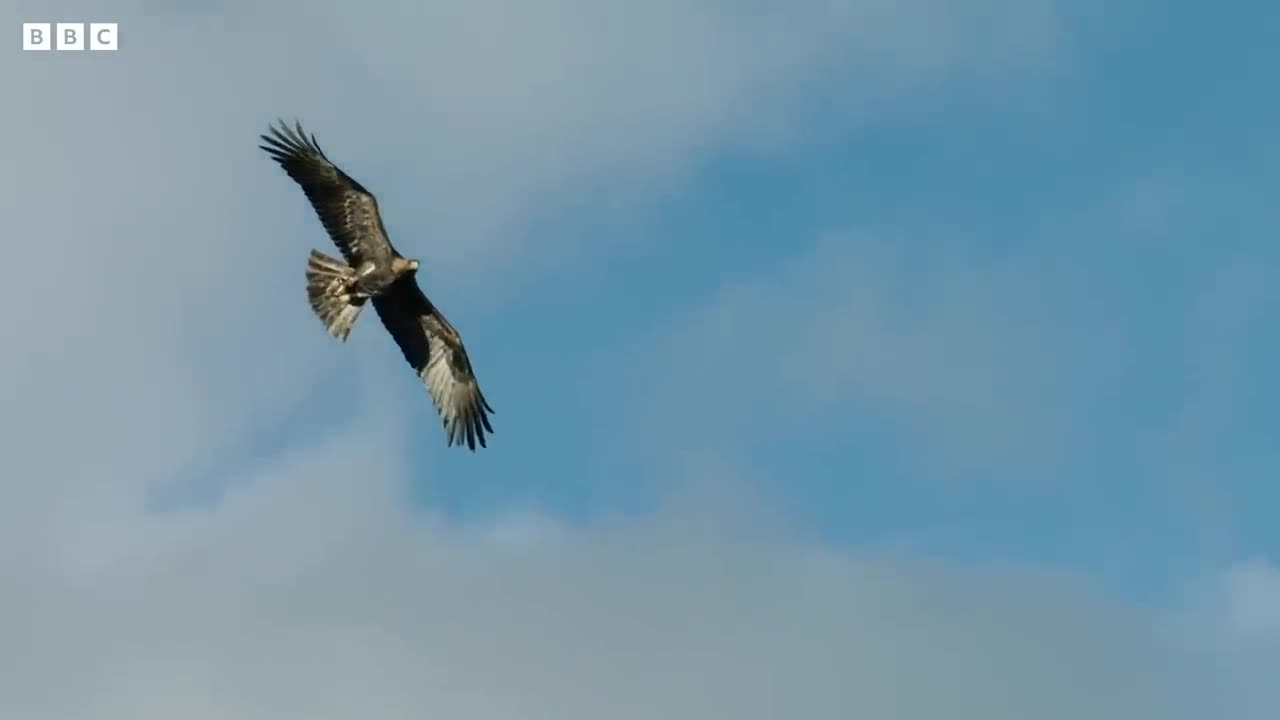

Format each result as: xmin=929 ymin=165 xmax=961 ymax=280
xmin=260 ymin=119 xmax=495 ymax=450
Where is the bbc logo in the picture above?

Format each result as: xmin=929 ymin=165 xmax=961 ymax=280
xmin=22 ymin=22 xmax=118 ymax=51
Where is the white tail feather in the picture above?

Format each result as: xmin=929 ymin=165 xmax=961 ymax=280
xmin=305 ymin=250 xmax=365 ymax=342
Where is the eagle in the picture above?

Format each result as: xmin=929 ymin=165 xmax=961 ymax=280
xmin=259 ymin=119 xmax=495 ymax=450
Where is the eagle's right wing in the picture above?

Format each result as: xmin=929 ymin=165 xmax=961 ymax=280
xmin=259 ymin=119 xmax=396 ymax=265
xmin=372 ymin=278 xmax=496 ymax=451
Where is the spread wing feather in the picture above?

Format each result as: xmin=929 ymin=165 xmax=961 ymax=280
xmin=373 ymin=279 xmax=495 ymax=451
xmin=259 ymin=119 xmax=396 ymax=265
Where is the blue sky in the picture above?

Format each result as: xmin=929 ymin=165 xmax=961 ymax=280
xmin=3 ymin=0 xmax=1279 ymax=717
xmin=393 ymin=0 xmax=1280 ymax=602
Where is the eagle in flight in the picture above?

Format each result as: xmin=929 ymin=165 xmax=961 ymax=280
xmin=260 ymin=119 xmax=495 ymax=450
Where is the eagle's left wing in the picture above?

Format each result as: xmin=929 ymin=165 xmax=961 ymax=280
xmin=372 ymin=279 xmax=495 ymax=451
xmin=259 ymin=119 xmax=398 ymax=266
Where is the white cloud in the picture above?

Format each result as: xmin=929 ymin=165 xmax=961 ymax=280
xmin=0 ymin=428 xmax=1239 ymax=719
xmin=1225 ymin=557 xmax=1280 ymax=638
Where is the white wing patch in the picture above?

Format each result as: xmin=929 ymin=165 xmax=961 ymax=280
xmin=421 ymin=332 xmax=482 ymax=447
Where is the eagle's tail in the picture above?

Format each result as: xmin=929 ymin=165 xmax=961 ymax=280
xmin=305 ymin=250 xmax=365 ymax=342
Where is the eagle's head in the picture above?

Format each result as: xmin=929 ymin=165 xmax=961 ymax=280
xmin=393 ymin=257 xmax=421 ymax=275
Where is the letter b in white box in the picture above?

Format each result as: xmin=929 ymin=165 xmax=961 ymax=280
xmin=56 ymin=23 xmax=84 ymax=50
xmin=22 ymin=23 xmax=51 ymax=50
xmin=89 ymin=22 xmax=117 ymax=50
